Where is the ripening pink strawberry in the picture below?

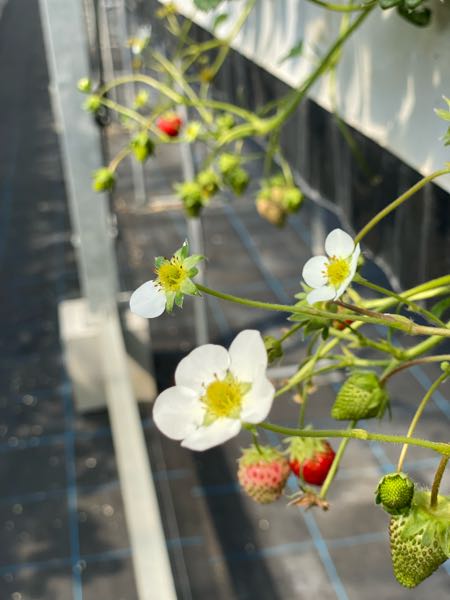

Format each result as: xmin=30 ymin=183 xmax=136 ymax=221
xmin=237 ymin=445 xmax=290 ymax=504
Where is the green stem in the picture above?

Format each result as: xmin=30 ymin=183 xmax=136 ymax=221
xmin=258 ymin=423 xmax=450 ymax=457
xmin=354 ymin=168 xmax=450 ymax=244
xmin=152 ymin=51 xmax=213 ymax=124
xmin=380 ymin=355 xmax=450 ymax=386
xmin=307 ymin=0 xmax=376 ymax=11
xmin=196 ymin=283 xmax=450 ymax=338
xmin=267 ymin=8 xmax=373 ymax=131
xmin=109 ymin=146 xmax=132 ymax=172
xmin=209 ymin=0 xmax=256 ymax=76
xmin=99 ymin=74 xmax=183 ymax=104
xmin=355 ymin=275 xmax=445 ymax=327
xmin=319 ymin=420 xmax=357 ymax=499
xmin=396 ymin=370 xmax=449 ymax=472
xmin=430 ymin=457 xmax=449 ymax=509
xmin=218 ymin=7 xmax=373 ymax=145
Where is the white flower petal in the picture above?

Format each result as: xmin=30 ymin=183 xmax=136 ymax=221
xmin=153 ymin=386 xmax=204 ymax=440
xmin=129 ymin=280 xmax=166 ymax=318
xmin=175 ymin=344 xmax=230 ymax=393
xmin=240 ymin=373 xmax=275 ymax=423
xmin=306 ymin=285 xmax=336 ymax=305
xmin=181 ymin=418 xmax=241 ymax=451
xmin=325 ymin=229 xmax=355 ymax=258
xmin=335 ymin=244 xmax=360 ymax=299
xmin=302 ymin=256 xmax=328 ymax=288
xmin=228 ymin=329 xmax=267 ymax=382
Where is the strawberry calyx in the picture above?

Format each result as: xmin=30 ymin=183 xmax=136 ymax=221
xmin=238 ymin=444 xmax=284 ymax=467
xmin=398 ymin=490 xmax=450 ymax=554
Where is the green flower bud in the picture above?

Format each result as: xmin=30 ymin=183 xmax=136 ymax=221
xmin=77 ymin=77 xmax=92 ymax=93
xmin=185 ymin=121 xmax=202 ymax=142
xmin=197 ymin=169 xmax=219 ymax=198
xmin=131 ymin=132 xmax=154 ymax=162
xmin=175 ymin=181 xmax=204 ymax=218
xmin=83 ymin=95 xmax=102 ymax=113
xmin=263 ymin=336 xmax=283 ymax=363
xmin=218 ymin=153 xmax=241 ymax=176
xmin=224 ymin=167 xmax=249 ymax=196
xmin=216 ymin=113 xmax=235 ymax=131
xmin=92 ymin=167 xmax=115 ymax=192
xmin=331 ymin=371 xmax=389 ymax=420
xmin=375 ymin=472 xmax=415 ymax=515
xmin=133 ymin=90 xmax=149 ymax=109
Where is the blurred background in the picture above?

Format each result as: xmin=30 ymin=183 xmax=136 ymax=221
xmin=0 ymin=0 xmax=449 ymax=598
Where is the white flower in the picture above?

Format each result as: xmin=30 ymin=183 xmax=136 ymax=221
xmin=302 ymin=228 xmax=360 ymax=305
xmin=153 ymin=330 xmax=275 ymax=451
xmin=129 ymin=242 xmax=203 ymax=318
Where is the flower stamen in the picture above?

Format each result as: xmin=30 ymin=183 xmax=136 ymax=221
xmin=202 ymin=374 xmax=250 ymax=421
xmin=156 ymin=257 xmax=188 ymax=292
xmin=325 ymin=256 xmax=350 ymax=288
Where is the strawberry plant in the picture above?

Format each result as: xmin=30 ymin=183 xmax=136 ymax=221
xmin=78 ymin=0 xmax=450 ymax=589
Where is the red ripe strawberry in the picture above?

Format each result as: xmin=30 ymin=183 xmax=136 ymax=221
xmin=237 ymin=445 xmax=290 ymax=504
xmin=156 ymin=113 xmax=183 ymax=137
xmin=287 ymin=437 xmax=335 ymax=486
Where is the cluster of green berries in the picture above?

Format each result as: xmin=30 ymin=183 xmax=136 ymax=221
xmin=175 ymin=153 xmax=249 ymax=217
xmin=256 ymin=174 xmax=303 ymax=227
xmin=375 ymin=473 xmax=450 ymax=587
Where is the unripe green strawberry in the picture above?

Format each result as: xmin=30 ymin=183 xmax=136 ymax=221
xmin=92 ymin=167 xmax=115 ymax=192
xmin=283 ymin=186 xmax=303 ymax=213
xmin=389 ymin=490 xmax=450 ymax=587
xmin=331 ymin=371 xmax=389 ymax=420
xmin=224 ymin=167 xmax=249 ymax=196
xmin=131 ymin=132 xmax=154 ymax=162
xmin=375 ymin=472 xmax=414 ymax=515
xmin=218 ymin=153 xmax=240 ymax=176
xmin=237 ymin=445 xmax=290 ymax=504
xmin=175 ymin=181 xmax=204 ymax=218
xmin=197 ymin=169 xmax=219 ymax=199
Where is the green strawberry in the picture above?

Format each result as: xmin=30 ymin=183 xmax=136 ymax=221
xmin=375 ymin=472 xmax=414 ymax=515
xmin=92 ymin=167 xmax=115 ymax=192
xmin=131 ymin=132 xmax=154 ymax=162
xmin=196 ymin=169 xmax=220 ymax=199
xmin=389 ymin=490 xmax=450 ymax=587
xmin=331 ymin=371 xmax=389 ymax=420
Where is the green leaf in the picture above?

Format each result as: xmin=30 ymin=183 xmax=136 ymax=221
xmin=193 ymin=0 xmax=227 ymax=10
xmin=431 ymin=296 xmax=450 ymax=319
xmin=166 ymin=291 xmax=176 ymax=313
xmin=154 ymin=256 xmax=165 ymax=268
xmin=278 ymin=39 xmax=303 ymax=65
xmin=175 ymin=292 xmax=184 ymax=308
xmin=435 ymin=109 xmax=450 ymax=122
xmin=213 ymin=12 xmax=229 ymax=30
xmin=180 ymin=278 xmax=198 ymax=295
xmin=404 ymin=0 xmax=423 ymax=8
xmin=379 ymin=0 xmax=401 ymax=9
xmin=397 ymin=4 xmax=432 ymax=26
xmin=444 ymin=128 xmax=450 ymax=146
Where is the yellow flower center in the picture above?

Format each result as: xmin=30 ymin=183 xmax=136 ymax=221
xmin=202 ymin=375 xmax=250 ymax=421
xmin=156 ymin=258 xmax=188 ymax=292
xmin=325 ymin=256 xmax=350 ymax=287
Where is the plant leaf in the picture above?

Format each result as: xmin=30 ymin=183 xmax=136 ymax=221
xmin=194 ymin=0 xmax=227 ymax=10
xmin=278 ymin=39 xmax=303 ymax=65
xmin=213 ymin=12 xmax=229 ymax=30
